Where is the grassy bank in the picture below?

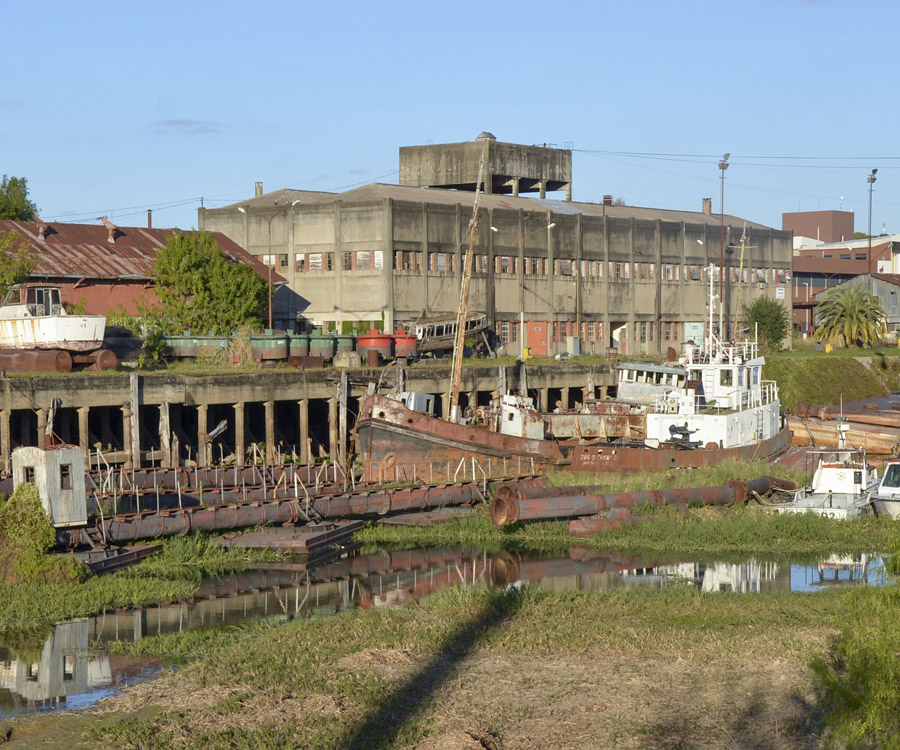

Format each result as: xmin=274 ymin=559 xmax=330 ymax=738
xmin=0 ymin=535 xmax=279 ymax=632
xmin=767 ymin=349 xmax=900 ymax=411
xmin=69 ymin=584 xmax=858 ymax=749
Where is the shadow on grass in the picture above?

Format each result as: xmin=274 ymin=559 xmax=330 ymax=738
xmin=336 ymin=588 xmax=523 ymax=749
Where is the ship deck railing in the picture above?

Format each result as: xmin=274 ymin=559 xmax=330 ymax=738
xmin=653 ymin=380 xmax=779 ymax=415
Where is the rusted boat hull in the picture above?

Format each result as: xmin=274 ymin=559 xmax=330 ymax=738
xmin=568 ymin=425 xmax=793 ymax=472
xmin=356 ymin=394 xmax=567 ymax=482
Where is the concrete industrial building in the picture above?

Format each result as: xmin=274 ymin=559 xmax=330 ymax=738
xmin=199 ymin=136 xmax=793 ymax=357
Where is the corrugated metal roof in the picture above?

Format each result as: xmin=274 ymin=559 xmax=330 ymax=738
xmin=0 ymin=220 xmax=283 ymax=283
xmin=315 ymin=183 xmax=778 ymax=231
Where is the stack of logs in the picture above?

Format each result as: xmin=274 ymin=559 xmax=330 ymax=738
xmin=489 ymin=476 xmax=796 ymax=537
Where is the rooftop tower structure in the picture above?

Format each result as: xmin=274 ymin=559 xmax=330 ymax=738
xmin=399 ymin=132 xmax=572 ymax=201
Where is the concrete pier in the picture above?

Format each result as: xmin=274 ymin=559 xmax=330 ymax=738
xmin=0 ymin=361 xmax=615 ymax=472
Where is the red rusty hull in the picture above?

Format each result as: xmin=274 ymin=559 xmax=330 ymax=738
xmin=568 ymin=425 xmax=793 ymax=472
xmin=356 ymin=394 xmax=567 ymax=482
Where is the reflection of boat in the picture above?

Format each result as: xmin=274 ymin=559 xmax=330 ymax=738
xmin=767 ymin=425 xmax=879 ymax=519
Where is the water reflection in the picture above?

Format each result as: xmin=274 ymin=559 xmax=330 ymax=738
xmin=0 ymin=547 xmax=890 ymax=719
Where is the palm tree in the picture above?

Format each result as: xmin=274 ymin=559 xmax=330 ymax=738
xmin=814 ymin=285 xmax=887 ymax=348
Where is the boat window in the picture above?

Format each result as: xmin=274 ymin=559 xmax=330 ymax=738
xmin=882 ymin=463 xmax=900 ymax=488
xmin=3 ymin=287 xmax=23 ymax=305
xmin=738 ymin=367 xmax=744 ymax=386
xmin=720 ymin=369 xmax=733 ymax=386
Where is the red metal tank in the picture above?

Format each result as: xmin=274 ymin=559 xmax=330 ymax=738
xmin=392 ymin=331 xmax=418 ymax=359
xmin=357 ymin=330 xmax=393 ymax=360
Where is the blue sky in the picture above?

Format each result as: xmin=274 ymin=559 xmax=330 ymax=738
xmin=5 ymin=0 xmax=898 ymax=235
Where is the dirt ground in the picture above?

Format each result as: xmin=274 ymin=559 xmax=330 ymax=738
xmin=7 ymin=636 xmax=827 ymax=750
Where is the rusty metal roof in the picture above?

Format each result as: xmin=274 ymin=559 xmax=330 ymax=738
xmin=0 ymin=220 xmax=283 ymax=283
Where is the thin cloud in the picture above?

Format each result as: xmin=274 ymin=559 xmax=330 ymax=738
xmin=154 ymin=119 xmax=221 ymax=135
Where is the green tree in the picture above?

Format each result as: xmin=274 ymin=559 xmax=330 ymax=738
xmin=740 ymin=295 xmax=790 ymax=351
xmin=0 ymin=176 xmax=38 ymax=221
xmin=814 ymin=285 xmax=887 ymax=348
xmin=151 ymin=231 xmax=268 ymax=335
xmin=0 ymin=231 xmax=38 ymax=299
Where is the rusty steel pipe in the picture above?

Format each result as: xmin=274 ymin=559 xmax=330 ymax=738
xmin=0 ymin=349 xmax=73 ymax=372
xmin=491 ymin=476 xmax=796 ymax=528
xmin=61 ymin=482 xmax=487 ymax=545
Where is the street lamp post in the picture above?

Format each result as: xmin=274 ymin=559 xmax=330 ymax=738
xmin=239 ymin=200 xmax=301 ymax=330
xmin=868 ymin=169 xmax=878 ymax=276
xmin=491 ymin=221 xmax=555 ymax=358
xmin=800 ymin=280 xmax=810 ymax=335
xmin=718 ymin=153 xmax=730 ymax=333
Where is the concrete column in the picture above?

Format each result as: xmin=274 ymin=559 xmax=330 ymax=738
xmin=298 ymin=399 xmax=309 ymax=463
xmin=265 ymin=399 xmax=275 ymax=464
xmin=328 ymin=397 xmax=338 ymax=460
xmin=159 ymin=402 xmax=172 ymax=468
xmin=384 ymin=197 xmax=395 ymax=331
xmin=512 ymin=178 xmax=519 ymax=197
xmin=420 ymin=201 xmax=429 ymax=315
xmin=1 ymin=409 xmax=9 ymax=474
xmin=539 ymin=388 xmax=549 ymax=413
xmin=468 ymin=391 xmax=477 ymax=412
xmin=565 ymin=182 xmax=572 ymax=202
xmin=36 ymin=409 xmax=47 ymax=449
xmin=561 ymin=386 xmax=570 ymax=410
xmin=539 ymin=180 xmax=546 ymax=199
xmin=333 ymin=202 xmax=343 ymax=333
xmin=234 ymin=402 xmax=245 ymax=466
xmin=78 ymin=407 xmax=90 ymax=468
xmin=197 ymin=403 xmax=208 ymax=467
xmin=121 ymin=406 xmax=132 ymax=468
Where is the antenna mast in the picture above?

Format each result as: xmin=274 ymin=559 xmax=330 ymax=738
xmin=448 ymin=140 xmax=488 ymax=423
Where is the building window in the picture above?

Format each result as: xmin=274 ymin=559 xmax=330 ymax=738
xmin=356 ymin=251 xmax=371 ymax=271
xmin=373 ymin=250 xmax=383 ymax=270
xmin=855 ymin=253 xmax=867 ymax=260
xmin=295 ymin=254 xmax=306 ymax=272
xmin=343 ymin=252 xmax=354 ymax=270
xmin=279 ymin=254 xmax=288 ymax=269
xmin=24 ymin=466 xmax=35 ymax=483
xmin=261 ymin=254 xmax=276 ymax=267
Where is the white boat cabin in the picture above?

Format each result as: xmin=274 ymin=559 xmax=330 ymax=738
xmin=1 ymin=285 xmax=66 ymax=319
xmin=498 ymin=394 xmax=545 ymax=439
xmin=807 ymin=448 xmax=878 ymax=498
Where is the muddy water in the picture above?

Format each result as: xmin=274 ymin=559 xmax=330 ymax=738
xmin=0 ymin=546 xmax=889 ymax=719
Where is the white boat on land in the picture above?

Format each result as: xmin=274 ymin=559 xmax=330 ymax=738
xmin=869 ymin=462 xmax=900 ymax=519
xmin=767 ymin=424 xmax=880 ymax=519
xmin=0 ymin=285 xmax=106 ymax=352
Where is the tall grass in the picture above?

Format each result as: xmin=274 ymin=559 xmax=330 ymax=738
xmin=810 ymin=540 xmax=900 ymax=748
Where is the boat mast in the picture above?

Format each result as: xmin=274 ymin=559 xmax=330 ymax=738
xmin=448 ymin=141 xmax=488 ymax=423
